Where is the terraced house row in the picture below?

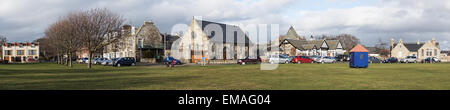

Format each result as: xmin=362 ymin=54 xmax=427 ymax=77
xmin=2 ymin=42 xmax=39 ymax=63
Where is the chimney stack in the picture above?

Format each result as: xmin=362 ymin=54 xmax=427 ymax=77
xmin=432 ymin=38 xmax=436 ymax=45
xmin=390 ymin=38 xmax=394 ymax=48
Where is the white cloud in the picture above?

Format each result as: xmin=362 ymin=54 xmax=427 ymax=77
xmin=0 ymin=0 xmax=449 ymax=50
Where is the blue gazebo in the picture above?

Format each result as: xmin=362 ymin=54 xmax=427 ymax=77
xmin=349 ymin=44 xmax=369 ymax=68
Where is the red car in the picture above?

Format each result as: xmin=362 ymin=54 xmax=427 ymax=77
xmin=291 ymin=56 xmax=313 ymax=64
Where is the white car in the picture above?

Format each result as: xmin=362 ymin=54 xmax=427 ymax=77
xmin=314 ymin=56 xmax=336 ymax=64
xmin=268 ymin=55 xmax=291 ymax=64
xmin=400 ymin=56 xmax=417 ymax=63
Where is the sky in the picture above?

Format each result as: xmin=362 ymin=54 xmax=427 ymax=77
xmin=0 ymin=0 xmax=449 ymax=50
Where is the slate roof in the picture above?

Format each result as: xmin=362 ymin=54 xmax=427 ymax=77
xmin=282 ymin=39 xmax=344 ymax=50
xmin=279 ymin=26 xmax=305 ymax=41
xmin=195 ymin=20 xmax=250 ymax=44
xmin=394 ymin=42 xmax=440 ymax=52
xmin=326 ymin=40 xmax=341 ymax=50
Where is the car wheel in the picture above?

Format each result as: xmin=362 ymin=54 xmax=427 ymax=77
xmin=117 ymin=64 xmax=121 ymax=67
xmin=298 ymin=61 xmax=301 ymax=64
xmin=321 ymin=61 xmax=324 ymax=64
xmin=285 ymin=61 xmax=289 ymax=64
xmin=131 ymin=63 xmax=136 ymax=66
xmin=242 ymin=62 xmax=246 ymax=65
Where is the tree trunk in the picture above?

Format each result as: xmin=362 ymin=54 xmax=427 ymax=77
xmin=69 ymin=52 xmax=73 ymax=68
xmin=57 ymin=53 xmax=60 ymax=64
xmin=88 ymin=51 xmax=93 ymax=68
xmin=65 ymin=52 xmax=69 ymax=66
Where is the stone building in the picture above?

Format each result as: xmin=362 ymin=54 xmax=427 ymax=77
xmin=103 ymin=22 xmax=179 ymax=63
xmin=390 ymin=38 xmax=440 ymax=60
xmin=173 ymin=18 xmax=252 ymax=63
xmin=279 ymin=27 xmax=346 ymax=57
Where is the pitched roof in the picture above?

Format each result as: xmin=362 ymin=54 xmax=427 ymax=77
xmin=394 ymin=42 xmax=440 ymax=52
xmin=195 ymin=20 xmax=250 ymax=44
xmin=282 ymin=39 xmax=343 ymax=50
xmin=350 ymin=44 xmax=369 ymax=52
xmin=326 ymin=40 xmax=342 ymax=50
xmin=280 ymin=26 xmax=305 ymax=41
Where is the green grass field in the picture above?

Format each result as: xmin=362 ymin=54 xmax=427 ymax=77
xmin=1 ymin=63 xmax=450 ymax=90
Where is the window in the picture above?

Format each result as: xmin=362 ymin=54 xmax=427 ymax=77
xmin=129 ymin=40 xmax=133 ymax=47
xmin=425 ymin=49 xmax=432 ymax=56
xmin=191 ymin=32 xmax=196 ymax=39
xmin=4 ymin=50 xmax=12 ymax=55
xmin=17 ymin=50 xmax=24 ymax=55
xmin=28 ymin=50 xmax=36 ymax=55
xmin=19 ymin=43 xmax=23 ymax=48
xmin=137 ymin=39 xmax=143 ymax=48
xmin=421 ymin=49 xmax=424 ymax=56
xmin=435 ymin=49 xmax=437 ymax=56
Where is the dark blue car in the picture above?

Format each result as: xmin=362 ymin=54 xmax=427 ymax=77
xmin=383 ymin=57 xmax=398 ymax=63
xmin=163 ymin=57 xmax=182 ymax=65
xmin=113 ymin=57 xmax=136 ymax=67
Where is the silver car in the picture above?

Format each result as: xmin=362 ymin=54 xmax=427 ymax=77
xmin=315 ymin=56 xmax=336 ymax=64
xmin=101 ymin=58 xmax=116 ymax=66
xmin=400 ymin=56 xmax=417 ymax=63
xmin=268 ymin=55 xmax=291 ymax=64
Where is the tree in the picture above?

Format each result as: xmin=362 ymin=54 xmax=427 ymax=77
xmin=43 ymin=8 xmax=124 ymax=68
xmin=0 ymin=34 xmax=7 ymax=60
xmin=78 ymin=8 xmax=124 ymax=68
xmin=375 ymin=38 xmax=390 ymax=57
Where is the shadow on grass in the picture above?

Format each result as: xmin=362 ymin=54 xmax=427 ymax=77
xmin=1 ymin=75 xmax=200 ymax=90
xmin=0 ymin=68 xmax=139 ymax=75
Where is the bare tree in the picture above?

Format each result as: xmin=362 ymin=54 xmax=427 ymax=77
xmin=375 ymin=38 xmax=390 ymax=57
xmin=0 ymin=34 xmax=7 ymax=60
xmin=78 ymin=8 xmax=124 ymax=68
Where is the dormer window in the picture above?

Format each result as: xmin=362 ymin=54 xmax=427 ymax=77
xmin=19 ymin=43 xmax=23 ymax=48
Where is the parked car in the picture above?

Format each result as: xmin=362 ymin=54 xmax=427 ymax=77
xmin=27 ymin=58 xmax=37 ymax=63
xmin=0 ymin=59 xmax=8 ymax=64
xmin=78 ymin=58 xmax=88 ymax=63
xmin=163 ymin=57 xmax=182 ymax=65
xmin=383 ymin=57 xmax=399 ymax=63
xmin=335 ymin=55 xmax=350 ymax=62
xmin=94 ymin=58 xmax=108 ymax=65
xmin=400 ymin=56 xmax=418 ymax=63
xmin=368 ymin=56 xmax=382 ymax=63
xmin=237 ymin=56 xmax=261 ymax=65
xmin=421 ymin=57 xmax=441 ymax=63
xmin=113 ymin=57 xmax=136 ymax=67
xmin=291 ymin=56 xmax=313 ymax=64
xmin=101 ymin=58 xmax=117 ymax=66
xmin=268 ymin=55 xmax=291 ymax=64
xmin=315 ymin=56 xmax=337 ymax=64
xmin=310 ymin=55 xmax=320 ymax=62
